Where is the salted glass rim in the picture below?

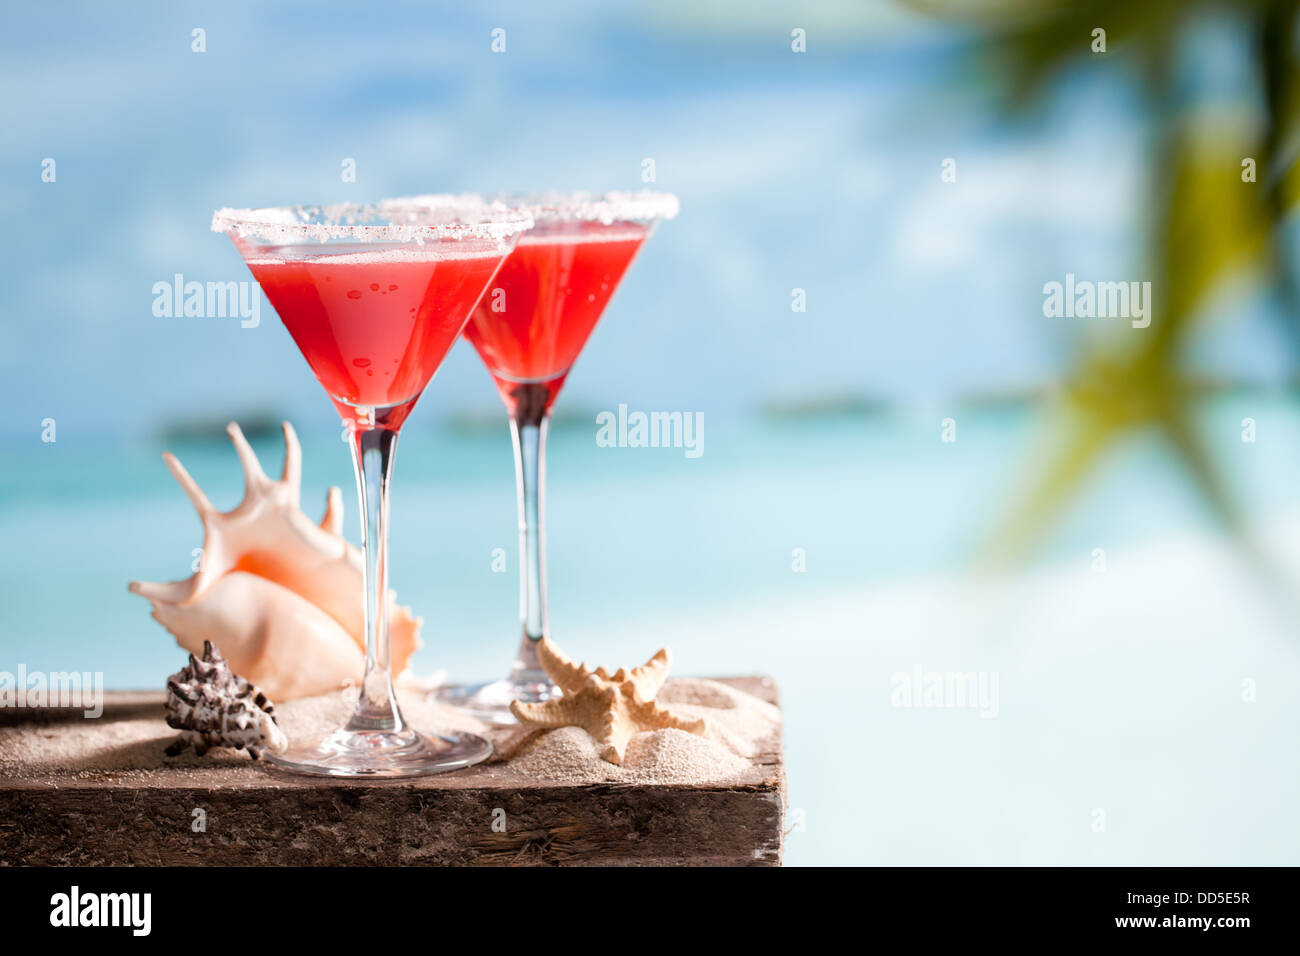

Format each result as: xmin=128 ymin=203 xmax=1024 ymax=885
xmin=385 ymin=190 xmax=680 ymax=226
xmin=211 ymin=194 xmax=534 ymax=244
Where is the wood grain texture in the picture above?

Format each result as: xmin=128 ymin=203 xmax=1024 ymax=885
xmin=0 ymin=678 xmax=784 ymax=867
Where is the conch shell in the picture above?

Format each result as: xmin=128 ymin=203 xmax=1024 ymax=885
xmin=510 ymin=637 xmax=707 ymax=764
xmin=129 ymin=422 xmax=420 ymax=701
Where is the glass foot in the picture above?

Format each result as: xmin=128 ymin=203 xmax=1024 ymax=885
xmin=435 ymin=677 xmax=560 ymax=725
xmin=265 ymin=726 xmax=492 ymax=778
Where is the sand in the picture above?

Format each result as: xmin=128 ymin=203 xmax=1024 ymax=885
xmin=497 ymin=678 xmax=781 ymax=784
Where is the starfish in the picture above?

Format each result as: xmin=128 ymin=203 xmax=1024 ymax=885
xmin=510 ymin=637 xmax=707 ymax=764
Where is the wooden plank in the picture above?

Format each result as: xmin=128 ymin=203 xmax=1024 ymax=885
xmin=0 ymin=678 xmax=784 ymax=866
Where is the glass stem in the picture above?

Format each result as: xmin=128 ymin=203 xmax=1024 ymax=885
xmin=345 ymin=417 xmax=404 ymax=733
xmin=509 ymin=384 xmax=551 ymax=684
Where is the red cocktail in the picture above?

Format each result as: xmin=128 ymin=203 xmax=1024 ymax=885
xmin=405 ymin=192 xmax=679 ymax=722
xmin=248 ymin=244 xmax=504 ymax=429
xmin=214 ymin=199 xmax=532 ymax=775
xmin=462 ymin=224 xmax=649 ymax=416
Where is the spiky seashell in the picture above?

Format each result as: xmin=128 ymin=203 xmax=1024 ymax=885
xmin=129 ymin=421 xmax=421 ymax=700
xmin=164 ymin=641 xmax=287 ymax=759
xmin=509 ymin=638 xmax=707 ymax=764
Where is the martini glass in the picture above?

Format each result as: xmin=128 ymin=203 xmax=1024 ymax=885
xmin=212 ymin=198 xmax=532 ymax=775
xmin=400 ymin=192 xmax=679 ymax=722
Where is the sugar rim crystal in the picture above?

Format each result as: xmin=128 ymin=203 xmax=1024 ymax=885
xmin=212 ymin=194 xmax=534 ymax=244
xmin=386 ymin=190 xmax=680 ymax=227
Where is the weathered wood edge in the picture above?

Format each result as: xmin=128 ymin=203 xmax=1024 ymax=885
xmin=0 ymin=678 xmax=785 ymax=867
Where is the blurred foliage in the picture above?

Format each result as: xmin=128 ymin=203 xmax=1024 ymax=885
xmin=908 ymin=0 xmax=1300 ymax=565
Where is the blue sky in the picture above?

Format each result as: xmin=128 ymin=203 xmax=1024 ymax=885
xmin=0 ymin=1 xmax=1289 ymax=440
